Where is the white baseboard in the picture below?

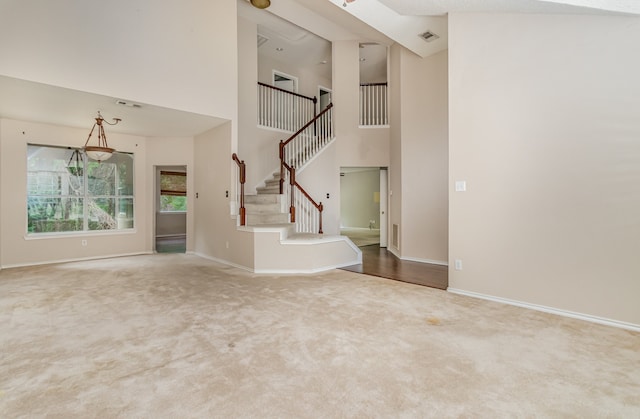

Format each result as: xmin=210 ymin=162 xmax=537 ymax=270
xmin=192 ymin=252 xmax=253 ymax=273
xmin=400 ymin=256 xmax=448 ymax=266
xmin=447 ymin=288 xmax=640 ymax=332
xmin=254 ymin=259 xmax=361 ymax=275
xmin=384 ymin=247 xmax=448 ymax=266
xmin=1 ymin=251 xmax=153 ymax=270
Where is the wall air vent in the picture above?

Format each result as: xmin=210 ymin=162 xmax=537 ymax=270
xmin=257 ymin=34 xmax=269 ymax=47
xmin=392 ymin=224 xmax=399 ymax=250
xmin=418 ymin=31 xmax=440 ymax=43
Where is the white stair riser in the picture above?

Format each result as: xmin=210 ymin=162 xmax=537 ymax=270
xmin=246 ymin=213 xmax=290 ymax=225
xmin=245 ymin=194 xmax=281 ymax=204
xmin=245 ymin=202 xmax=282 ymax=213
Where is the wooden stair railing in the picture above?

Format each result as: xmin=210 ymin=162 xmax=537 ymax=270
xmin=232 ymin=153 xmax=246 ymax=226
xmin=279 ymin=103 xmax=334 ymax=189
xmin=278 ymin=104 xmax=333 ymax=235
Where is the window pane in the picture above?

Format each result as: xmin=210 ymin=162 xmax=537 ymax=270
xmin=114 ymin=153 xmax=134 ymax=196
xmin=87 ymin=162 xmax=116 ymax=196
xmin=160 ymin=195 xmax=187 ymax=212
xmin=27 ymin=197 xmax=84 ymax=233
xmin=88 ymin=197 xmax=117 ymax=230
xmin=117 ymin=198 xmax=134 ymax=229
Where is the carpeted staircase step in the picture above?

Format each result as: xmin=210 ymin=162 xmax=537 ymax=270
xmin=256 ymin=172 xmax=282 ymax=195
xmin=245 ymin=194 xmax=281 ymax=204
xmin=256 ymin=184 xmax=280 ymax=194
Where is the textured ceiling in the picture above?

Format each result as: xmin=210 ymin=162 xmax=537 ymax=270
xmin=324 ymin=0 xmax=640 ymax=58
xmin=376 ymin=0 xmax=640 ymax=16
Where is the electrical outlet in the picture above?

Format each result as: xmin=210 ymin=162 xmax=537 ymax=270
xmin=454 ymin=259 xmax=463 ymax=270
xmin=81 ymin=240 xmax=87 ymax=246
xmin=225 ymin=241 xmax=229 ymax=249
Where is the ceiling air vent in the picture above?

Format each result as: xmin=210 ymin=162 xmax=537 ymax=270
xmin=116 ymin=100 xmax=142 ymax=108
xmin=257 ymin=34 xmax=269 ymax=47
xmin=418 ymin=31 xmax=440 ymax=43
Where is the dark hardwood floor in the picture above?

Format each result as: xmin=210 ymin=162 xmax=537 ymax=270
xmin=341 ymin=245 xmax=448 ymax=290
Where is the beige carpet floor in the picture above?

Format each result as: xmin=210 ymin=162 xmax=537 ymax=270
xmin=1 ymin=254 xmax=639 ymax=418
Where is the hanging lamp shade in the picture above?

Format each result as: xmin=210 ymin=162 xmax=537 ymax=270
xmin=83 ymin=111 xmax=120 ymax=162
xmin=250 ymin=0 xmax=270 ymax=9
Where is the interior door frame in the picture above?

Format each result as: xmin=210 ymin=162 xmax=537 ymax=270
xmin=272 ymin=70 xmax=298 ymax=93
xmin=154 ymin=165 xmax=188 ymax=253
xmin=318 ymin=85 xmax=332 ymax=110
xmin=379 ymin=168 xmax=388 ymax=248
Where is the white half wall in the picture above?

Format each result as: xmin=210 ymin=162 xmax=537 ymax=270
xmin=448 ymin=13 xmax=640 ymax=326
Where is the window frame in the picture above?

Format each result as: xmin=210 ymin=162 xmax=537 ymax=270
xmin=26 ymin=143 xmax=135 ymax=236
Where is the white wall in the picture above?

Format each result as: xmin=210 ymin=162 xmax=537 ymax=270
xmin=333 ymin=41 xmax=390 ymax=168
xmin=389 ymin=44 xmax=403 ymax=253
xmin=388 ymin=46 xmax=449 ymax=264
xmin=448 ymin=13 xmax=640 ymax=326
xmin=0 ymin=0 xmax=237 ymax=119
xmin=400 ymin=49 xmax=449 ymax=264
xmin=0 ymin=118 xmax=149 ymax=267
xmin=193 ymin=122 xmax=254 ymax=269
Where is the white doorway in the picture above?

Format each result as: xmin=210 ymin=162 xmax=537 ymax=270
xmin=273 ymin=70 xmax=298 ymax=93
xmin=318 ymin=86 xmax=332 ymax=111
xmin=155 ymin=166 xmax=187 ymax=253
xmin=339 ymin=167 xmax=388 ymax=248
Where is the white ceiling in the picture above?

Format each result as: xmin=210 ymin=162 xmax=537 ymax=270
xmin=3 ymin=0 xmax=638 ymax=138
xmin=377 ymin=0 xmax=640 ymax=16
xmin=0 ymin=76 xmax=226 ymax=137
xmin=324 ymin=0 xmax=640 ymax=57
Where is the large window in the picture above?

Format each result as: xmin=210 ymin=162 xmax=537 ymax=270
xmin=159 ymin=171 xmax=187 ymax=212
xmin=27 ymin=144 xmax=134 ymax=234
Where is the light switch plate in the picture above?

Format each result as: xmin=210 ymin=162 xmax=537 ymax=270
xmin=455 ymin=181 xmax=466 ymax=192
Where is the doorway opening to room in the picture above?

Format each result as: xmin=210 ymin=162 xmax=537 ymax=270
xmin=319 ymin=86 xmax=332 ymax=111
xmin=273 ymin=70 xmax=298 ymax=93
xmin=340 ymin=167 xmax=388 ymax=248
xmin=155 ymin=166 xmax=187 ymax=253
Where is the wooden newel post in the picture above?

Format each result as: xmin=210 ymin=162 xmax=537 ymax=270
xmin=279 ymin=141 xmax=285 ymax=194
xmin=318 ymin=202 xmax=323 ymax=234
xmin=290 ymin=167 xmax=296 ymax=223
xmin=239 ymin=160 xmax=246 ymax=226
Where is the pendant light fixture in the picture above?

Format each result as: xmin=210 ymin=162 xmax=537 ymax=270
xmin=67 ymin=148 xmax=84 ymax=177
xmin=83 ymin=111 xmax=121 ymax=162
xmin=250 ymin=0 xmax=270 ymax=9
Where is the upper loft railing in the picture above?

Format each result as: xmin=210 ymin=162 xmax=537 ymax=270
xmin=360 ymin=82 xmax=388 ymax=126
xmin=258 ymin=82 xmax=317 ymax=132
